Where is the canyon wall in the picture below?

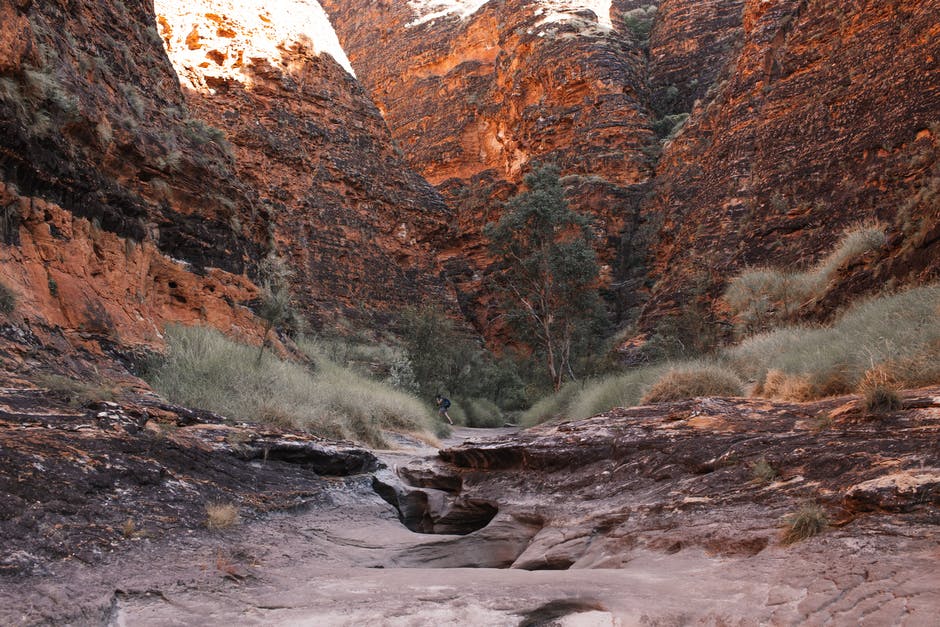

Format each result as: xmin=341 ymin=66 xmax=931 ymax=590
xmin=0 ymin=0 xmax=458 ymax=375
xmin=640 ymin=0 xmax=940 ymax=328
xmin=154 ymin=0 xmax=457 ymax=327
xmin=320 ymin=0 xmax=657 ymax=326
xmin=0 ymin=0 xmax=266 ymax=366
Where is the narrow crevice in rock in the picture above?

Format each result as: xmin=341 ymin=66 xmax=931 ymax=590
xmin=371 ymin=467 xmax=498 ymax=535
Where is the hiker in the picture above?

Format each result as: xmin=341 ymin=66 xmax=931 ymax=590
xmin=435 ymin=395 xmax=453 ymax=425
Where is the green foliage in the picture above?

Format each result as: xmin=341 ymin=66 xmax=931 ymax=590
xmin=725 ymin=223 xmax=886 ymax=337
xmin=862 ymin=384 xmax=903 ymax=414
xmin=485 ymin=164 xmax=606 ymax=390
xmin=184 ymin=118 xmax=228 ymax=146
xmin=520 ymin=364 xmax=666 ymax=426
xmin=148 ymin=325 xmax=437 ymax=447
xmin=622 ymin=5 xmax=657 ymax=48
xmin=396 ymin=304 xmax=528 ymax=410
xmin=0 ymin=281 xmax=15 ymax=315
xmin=651 ymin=113 xmax=689 ymax=141
xmin=255 ymin=255 xmax=294 ymax=362
xmin=750 ymin=457 xmax=777 ymax=483
xmin=458 ymin=397 xmax=505 ymax=428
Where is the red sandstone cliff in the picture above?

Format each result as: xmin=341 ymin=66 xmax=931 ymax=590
xmin=320 ymin=0 xmax=657 ymax=328
xmin=0 ymin=0 xmax=268 ymax=368
xmin=154 ymin=0 xmax=457 ymax=326
xmin=640 ymin=0 xmax=940 ymax=328
xmin=0 ymin=0 xmax=458 ymax=379
xmin=321 ymin=0 xmax=937 ymax=337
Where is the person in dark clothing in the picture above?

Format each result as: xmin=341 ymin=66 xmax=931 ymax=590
xmin=435 ymin=395 xmax=453 ymax=425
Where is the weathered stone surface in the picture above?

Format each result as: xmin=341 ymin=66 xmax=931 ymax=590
xmin=155 ymin=0 xmax=459 ymax=324
xmin=640 ymin=0 xmax=940 ymax=327
xmin=437 ymin=390 xmax=940 ymax=570
xmin=320 ymin=0 xmax=654 ymax=328
xmin=0 ymin=387 xmax=377 ymax=578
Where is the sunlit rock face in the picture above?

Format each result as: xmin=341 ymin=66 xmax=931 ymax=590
xmin=321 ymin=0 xmax=654 ymax=330
xmin=155 ymin=0 xmax=355 ymax=80
xmin=154 ymin=0 xmax=458 ymax=325
xmin=0 ymin=0 xmax=269 ymax=356
xmin=407 ymin=0 xmax=613 ymax=28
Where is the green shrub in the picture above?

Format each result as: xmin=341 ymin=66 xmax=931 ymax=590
xmin=395 ymin=304 xmax=528 ymax=409
xmin=641 ymin=362 xmax=744 ymax=404
xmin=0 ymin=281 xmax=15 ymax=315
xmin=148 ymin=325 xmax=437 ymax=447
xmin=782 ymin=503 xmax=828 ymax=544
xmin=727 ymin=285 xmax=940 ymax=400
xmin=459 ymin=397 xmax=504 ymax=428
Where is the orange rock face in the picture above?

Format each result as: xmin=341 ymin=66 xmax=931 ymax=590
xmin=320 ymin=0 xmax=656 ymax=327
xmin=0 ymin=0 xmax=458 ymax=371
xmin=0 ymin=183 xmax=260 ymax=358
xmin=155 ymin=0 xmax=458 ymax=325
xmin=0 ymin=0 xmax=271 ymax=362
xmin=639 ymin=0 xmax=940 ymax=327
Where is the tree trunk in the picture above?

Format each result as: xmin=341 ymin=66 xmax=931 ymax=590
xmin=256 ymin=323 xmax=272 ymax=366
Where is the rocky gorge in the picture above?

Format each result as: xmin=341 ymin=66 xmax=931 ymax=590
xmin=1 ymin=0 xmax=939 ymax=624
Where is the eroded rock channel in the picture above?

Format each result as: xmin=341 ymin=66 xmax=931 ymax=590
xmin=2 ymin=390 xmax=940 ymax=625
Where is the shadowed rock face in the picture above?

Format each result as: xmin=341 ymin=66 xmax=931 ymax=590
xmin=0 ymin=387 xmax=378 ymax=578
xmin=640 ymin=0 xmax=940 ymax=327
xmin=155 ymin=0 xmax=459 ymax=325
xmin=0 ymin=0 xmax=459 ymax=366
xmin=0 ymin=0 xmax=271 ymax=355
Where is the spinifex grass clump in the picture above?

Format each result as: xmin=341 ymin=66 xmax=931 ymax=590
xmin=148 ymin=325 xmax=438 ymax=447
xmin=727 ymin=285 xmax=940 ymax=401
xmin=782 ymin=503 xmax=828 ymax=544
xmin=725 ymin=223 xmax=886 ymax=337
xmin=858 ymin=367 xmax=904 ymax=414
xmin=641 ymin=362 xmax=744 ymax=404
xmin=205 ymin=502 xmax=239 ymax=530
xmin=750 ymin=457 xmax=777 ymax=483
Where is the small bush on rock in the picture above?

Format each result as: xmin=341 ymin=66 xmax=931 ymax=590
xmin=782 ymin=503 xmax=828 ymax=544
xmin=859 ymin=368 xmax=903 ymax=414
xmin=750 ymin=457 xmax=777 ymax=483
xmin=205 ymin=502 xmax=239 ymax=530
xmin=0 ymin=280 xmax=15 ymax=315
xmin=641 ymin=363 xmax=744 ymax=404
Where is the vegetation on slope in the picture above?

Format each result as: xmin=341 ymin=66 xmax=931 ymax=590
xmin=147 ymin=325 xmax=440 ymax=448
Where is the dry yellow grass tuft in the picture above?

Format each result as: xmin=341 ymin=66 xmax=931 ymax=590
xmin=642 ymin=363 xmax=744 ymax=404
xmin=782 ymin=503 xmax=828 ymax=545
xmin=205 ymin=502 xmax=240 ymax=530
xmin=858 ymin=367 xmax=903 ymax=414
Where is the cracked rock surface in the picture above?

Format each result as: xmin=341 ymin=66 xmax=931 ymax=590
xmin=2 ymin=390 xmax=939 ymax=625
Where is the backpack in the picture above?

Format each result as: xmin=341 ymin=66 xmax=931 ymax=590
xmin=441 ymin=397 xmax=451 ymax=409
